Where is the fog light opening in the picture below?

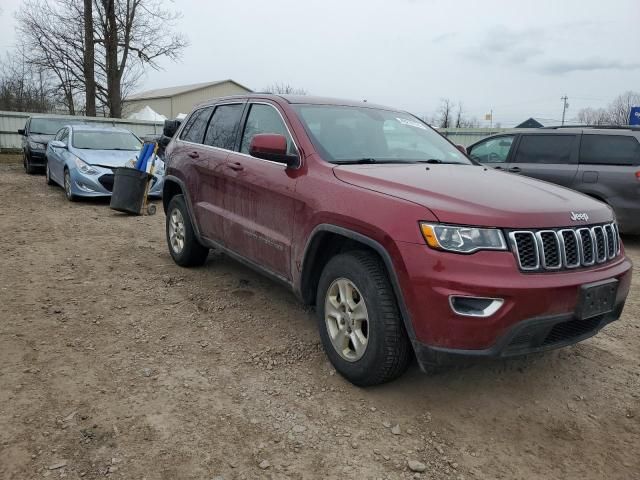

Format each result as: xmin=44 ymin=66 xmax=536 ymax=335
xmin=449 ymin=296 xmax=504 ymax=317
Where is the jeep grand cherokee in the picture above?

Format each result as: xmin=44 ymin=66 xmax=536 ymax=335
xmin=161 ymin=95 xmax=632 ymax=386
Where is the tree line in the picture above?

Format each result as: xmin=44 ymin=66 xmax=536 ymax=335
xmin=0 ymin=0 xmax=187 ymax=117
xmin=576 ymin=91 xmax=640 ymax=126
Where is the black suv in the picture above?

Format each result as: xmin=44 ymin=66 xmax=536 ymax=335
xmin=18 ymin=116 xmax=83 ymax=173
xmin=468 ymin=127 xmax=640 ymax=234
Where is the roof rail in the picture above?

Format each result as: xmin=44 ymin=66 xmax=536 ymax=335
xmin=540 ymin=125 xmax=640 ymax=131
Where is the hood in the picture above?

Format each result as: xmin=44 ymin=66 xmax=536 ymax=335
xmin=333 ymin=164 xmax=613 ymax=229
xmin=73 ymin=149 xmax=138 ymax=168
xmin=30 ymin=134 xmax=55 ymax=144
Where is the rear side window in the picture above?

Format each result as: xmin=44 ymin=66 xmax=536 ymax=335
xmin=580 ymin=135 xmax=640 ymax=166
xmin=204 ymin=104 xmax=244 ymax=150
xmin=514 ymin=135 xmax=576 ymax=164
xmin=180 ymin=107 xmax=213 ymax=143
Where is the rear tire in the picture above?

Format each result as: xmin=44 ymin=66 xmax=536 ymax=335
xmin=166 ymin=194 xmax=209 ymax=267
xmin=316 ymin=250 xmax=411 ymax=386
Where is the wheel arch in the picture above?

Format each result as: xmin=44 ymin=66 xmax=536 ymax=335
xmin=299 ymin=224 xmax=417 ymax=341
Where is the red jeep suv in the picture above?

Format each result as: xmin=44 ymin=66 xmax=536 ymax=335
xmin=162 ymin=95 xmax=632 ymax=386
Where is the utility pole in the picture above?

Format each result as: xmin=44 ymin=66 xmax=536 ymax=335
xmin=561 ymin=95 xmax=569 ymax=126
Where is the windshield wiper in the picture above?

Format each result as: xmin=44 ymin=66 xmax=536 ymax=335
xmin=335 ymin=158 xmax=379 ymax=164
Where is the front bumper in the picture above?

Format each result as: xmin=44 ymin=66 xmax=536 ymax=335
xmin=394 ymin=241 xmax=633 ymax=366
xmin=69 ymin=167 xmax=164 ymax=198
xmin=28 ymin=149 xmax=47 ymax=166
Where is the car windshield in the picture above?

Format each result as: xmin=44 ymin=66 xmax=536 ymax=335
xmin=72 ymin=131 xmax=142 ymax=150
xmin=293 ymin=104 xmax=472 ymax=164
xmin=30 ymin=118 xmax=76 ymax=135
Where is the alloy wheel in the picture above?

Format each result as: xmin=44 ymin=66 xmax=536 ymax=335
xmin=324 ymin=278 xmax=369 ymax=362
xmin=169 ymin=208 xmax=186 ymax=254
xmin=64 ymin=170 xmax=72 ymax=199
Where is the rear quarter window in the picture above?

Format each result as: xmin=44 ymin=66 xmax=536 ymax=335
xmin=179 ymin=107 xmax=213 ymax=144
xmin=514 ymin=134 xmax=577 ymax=164
xmin=580 ymin=135 xmax=640 ymax=166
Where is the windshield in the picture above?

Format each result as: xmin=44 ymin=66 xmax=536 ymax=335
xmin=293 ymin=104 xmax=472 ymax=164
xmin=72 ymin=131 xmax=142 ymax=150
xmin=30 ymin=118 xmax=78 ymax=135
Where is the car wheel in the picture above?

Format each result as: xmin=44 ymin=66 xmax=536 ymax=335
xmin=45 ymin=161 xmax=55 ymax=185
xmin=316 ymin=250 xmax=411 ymax=386
xmin=63 ymin=168 xmax=76 ymax=201
xmin=166 ymin=194 xmax=209 ymax=267
xmin=24 ymin=153 xmax=36 ymax=174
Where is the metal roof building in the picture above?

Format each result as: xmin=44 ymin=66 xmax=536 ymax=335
xmin=123 ymin=79 xmax=252 ymax=119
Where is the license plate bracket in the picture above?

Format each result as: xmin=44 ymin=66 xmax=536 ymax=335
xmin=576 ymin=279 xmax=618 ymax=320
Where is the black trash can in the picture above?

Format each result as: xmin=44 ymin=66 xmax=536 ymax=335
xmin=110 ymin=167 xmax=150 ymax=215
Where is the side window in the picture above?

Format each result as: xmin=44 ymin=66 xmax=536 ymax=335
xmin=580 ymin=135 xmax=640 ymax=166
xmin=240 ymin=104 xmax=296 ymax=157
xmin=204 ymin=104 xmax=244 ymax=150
xmin=179 ymin=107 xmax=213 ymax=144
xmin=514 ymin=135 xmax=576 ymax=164
xmin=54 ymin=129 xmax=64 ymax=141
xmin=469 ymin=135 xmax=515 ymax=163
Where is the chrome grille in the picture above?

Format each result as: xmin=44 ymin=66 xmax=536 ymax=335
xmin=509 ymin=223 xmax=620 ymax=271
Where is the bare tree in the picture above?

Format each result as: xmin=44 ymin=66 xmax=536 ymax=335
xmin=264 ymin=82 xmax=307 ymax=95
xmin=83 ymin=0 xmax=96 ymax=116
xmin=16 ymin=0 xmax=188 ymax=117
xmin=437 ymin=98 xmax=454 ymax=128
xmin=0 ymin=47 xmax=56 ymax=112
xmin=576 ymin=107 xmax=610 ymax=126
xmin=607 ymin=91 xmax=640 ymax=126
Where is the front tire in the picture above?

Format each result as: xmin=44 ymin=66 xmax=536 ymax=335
xmin=316 ymin=250 xmax=411 ymax=386
xmin=24 ymin=152 xmax=36 ymax=174
xmin=63 ymin=168 xmax=76 ymax=201
xmin=45 ymin=161 xmax=55 ymax=185
xmin=166 ymin=194 xmax=209 ymax=267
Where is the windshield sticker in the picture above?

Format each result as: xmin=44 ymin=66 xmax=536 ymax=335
xmin=396 ymin=117 xmax=427 ymax=130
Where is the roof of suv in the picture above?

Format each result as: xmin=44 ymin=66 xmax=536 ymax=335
xmin=497 ymin=127 xmax=640 ymax=137
xmin=199 ymin=94 xmax=396 ymax=111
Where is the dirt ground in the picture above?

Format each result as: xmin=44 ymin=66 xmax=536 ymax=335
xmin=1 ymin=159 xmax=638 ymax=480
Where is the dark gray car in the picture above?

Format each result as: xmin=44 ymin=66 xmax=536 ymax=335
xmin=468 ymin=127 xmax=640 ymax=234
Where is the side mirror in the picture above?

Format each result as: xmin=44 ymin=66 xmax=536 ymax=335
xmin=249 ymin=133 xmax=298 ymax=167
xmin=49 ymin=140 xmax=67 ymax=149
xmin=17 ymin=128 xmax=25 ymax=136
xmin=455 ymin=144 xmax=467 ymax=155
xmin=163 ymin=119 xmax=181 ymax=138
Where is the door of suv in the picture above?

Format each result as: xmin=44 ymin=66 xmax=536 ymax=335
xmin=509 ymin=133 xmax=579 ymax=187
xmin=219 ymin=102 xmax=301 ymax=280
xmin=575 ymin=133 xmax=640 ymax=231
xmin=170 ymin=105 xmax=224 ymax=242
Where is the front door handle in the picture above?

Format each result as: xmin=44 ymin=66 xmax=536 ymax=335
xmin=227 ymin=162 xmax=244 ymax=171
xmin=187 ymin=151 xmax=199 ymax=159
xmin=508 ymin=167 xmax=521 ymax=173
xmin=494 ymin=165 xmax=504 ymax=170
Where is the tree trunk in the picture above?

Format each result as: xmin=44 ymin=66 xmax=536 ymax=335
xmin=103 ymin=0 xmax=121 ymax=118
xmin=83 ymin=0 xmax=96 ymax=116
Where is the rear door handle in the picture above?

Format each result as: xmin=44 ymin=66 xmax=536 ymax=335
xmin=227 ymin=162 xmax=244 ymax=171
xmin=494 ymin=165 xmax=504 ymax=170
xmin=187 ymin=151 xmax=199 ymax=159
xmin=508 ymin=167 xmax=521 ymax=173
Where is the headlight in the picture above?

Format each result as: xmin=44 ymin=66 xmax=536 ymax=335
xmin=74 ymin=157 xmax=99 ymax=175
xmin=29 ymin=141 xmax=46 ymax=150
xmin=420 ymin=223 xmax=507 ymax=253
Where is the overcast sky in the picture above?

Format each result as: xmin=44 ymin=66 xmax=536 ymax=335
xmin=1 ymin=0 xmax=639 ymax=126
